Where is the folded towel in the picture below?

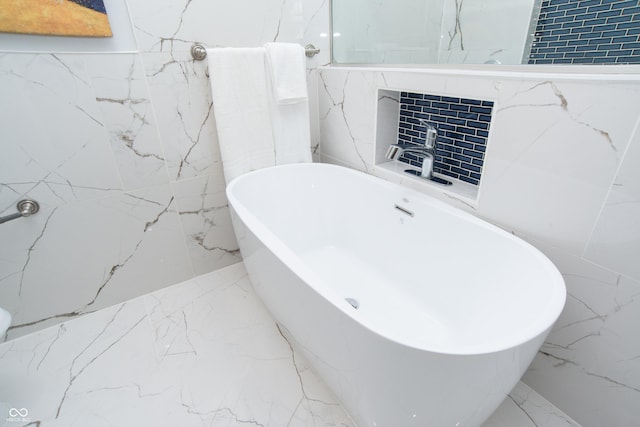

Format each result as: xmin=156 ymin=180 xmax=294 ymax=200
xmin=264 ymin=42 xmax=308 ymax=105
xmin=207 ymin=48 xmax=276 ymax=183
xmin=264 ymin=43 xmax=312 ymax=164
xmin=268 ymin=91 xmax=313 ymax=165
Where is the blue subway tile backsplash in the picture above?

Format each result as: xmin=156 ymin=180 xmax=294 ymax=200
xmin=397 ymin=92 xmax=493 ymax=186
xmin=529 ymin=0 xmax=640 ymax=64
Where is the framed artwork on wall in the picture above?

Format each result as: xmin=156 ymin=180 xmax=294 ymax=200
xmin=0 ymin=0 xmax=112 ymax=37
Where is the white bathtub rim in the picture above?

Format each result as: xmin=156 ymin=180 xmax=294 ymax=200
xmin=226 ymin=163 xmax=567 ymax=356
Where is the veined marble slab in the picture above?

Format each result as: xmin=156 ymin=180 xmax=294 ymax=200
xmin=0 ymin=262 xmax=580 ymax=427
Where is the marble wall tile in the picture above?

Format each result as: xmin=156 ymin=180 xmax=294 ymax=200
xmin=86 ymin=53 xmax=170 ymax=190
xmin=1 ymin=183 xmax=192 ymax=341
xmin=303 ymin=0 xmax=334 ymax=162
xmin=0 ymin=54 xmax=122 ymax=204
xmin=141 ymin=51 xmax=218 ymax=182
xmin=141 ymin=50 xmax=243 ymax=276
xmin=584 ymin=126 xmax=640 ymax=282
xmin=302 ymin=0 xmax=331 ymax=67
xmin=1 ymin=0 xmax=333 ymax=343
xmin=318 ymin=70 xmax=380 ymax=172
xmin=128 ymin=0 xmax=305 ymax=53
xmin=480 ymin=79 xmax=640 ymax=254
xmin=171 ymin=174 xmax=241 ymax=277
xmin=0 ymin=52 xmax=125 ymax=340
xmin=0 ymin=51 xmax=199 ymax=342
xmin=307 ymin=69 xmax=322 ymax=161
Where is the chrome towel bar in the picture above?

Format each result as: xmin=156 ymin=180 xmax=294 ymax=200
xmin=190 ymin=43 xmax=321 ymax=61
xmin=0 ymin=199 xmax=40 ymax=225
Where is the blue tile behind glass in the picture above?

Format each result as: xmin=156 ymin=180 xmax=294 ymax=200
xmin=529 ymin=0 xmax=640 ymax=64
xmin=397 ymin=92 xmax=493 ymax=186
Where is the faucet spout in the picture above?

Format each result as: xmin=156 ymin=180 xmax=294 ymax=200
xmin=386 ymin=121 xmax=439 ymax=179
xmin=385 ymin=143 xmax=437 ymax=178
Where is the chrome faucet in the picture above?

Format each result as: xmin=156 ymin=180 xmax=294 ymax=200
xmin=386 ymin=119 xmax=438 ymax=179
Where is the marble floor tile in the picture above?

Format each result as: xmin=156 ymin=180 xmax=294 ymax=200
xmin=0 ymin=262 xmax=580 ymax=427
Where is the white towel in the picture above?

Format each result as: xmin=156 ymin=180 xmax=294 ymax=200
xmin=264 ymin=43 xmax=312 ymax=165
xmin=207 ymin=48 xmax=276 ymax=183
xmin=264 ymin=42 xmax=308 ymax=105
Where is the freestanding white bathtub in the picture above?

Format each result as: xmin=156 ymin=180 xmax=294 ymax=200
xmin=226 ymin=163 xmax=566 ymax=427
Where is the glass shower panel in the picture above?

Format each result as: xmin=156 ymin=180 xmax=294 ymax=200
xmin=331 ymin=0 xmax=539 ymax=65
xmin=438 ymin=0 xmax=537 ymax=64
xmin=331 ymin=0 xmax=443 ymax=64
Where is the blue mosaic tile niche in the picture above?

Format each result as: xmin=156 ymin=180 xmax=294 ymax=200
xmin=397 ymin=92 xmax=493 ymax=186
xmin=529 ymin=0 xmax=640 ymax=64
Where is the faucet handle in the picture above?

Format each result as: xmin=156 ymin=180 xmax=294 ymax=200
xmin=418 ymin=118 xmax=438 ymax=148
xmin=385 ymin=144 xmax=402 ymax=160
xmin=417 ymin=118 xmax=437 ymax=130
xmin=425 ymin=128 xmax=437 ymax=148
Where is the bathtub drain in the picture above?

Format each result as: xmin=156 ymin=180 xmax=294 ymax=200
xmin=345 ymin=298 xmax=359 ymax=310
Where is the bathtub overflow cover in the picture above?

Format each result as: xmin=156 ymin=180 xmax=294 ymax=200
xmin=345 ymin=298 xmax=359 ymax=310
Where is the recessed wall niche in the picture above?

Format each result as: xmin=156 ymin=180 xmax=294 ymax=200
xmin=375 ymin=89 xmax=495 ymax=199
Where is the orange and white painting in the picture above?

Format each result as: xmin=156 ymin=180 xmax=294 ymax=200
xmin=0 ymin=0 xmax=112 ymax=37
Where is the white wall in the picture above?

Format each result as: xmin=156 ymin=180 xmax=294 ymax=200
xmin=317 ymin=66 xmax=640 ymax=427
xmin=0 ymin=0 xmax=329 ymax=340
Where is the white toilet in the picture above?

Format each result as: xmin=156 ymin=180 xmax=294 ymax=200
xmin=0 ymin=307 xmax=11 ymax=337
